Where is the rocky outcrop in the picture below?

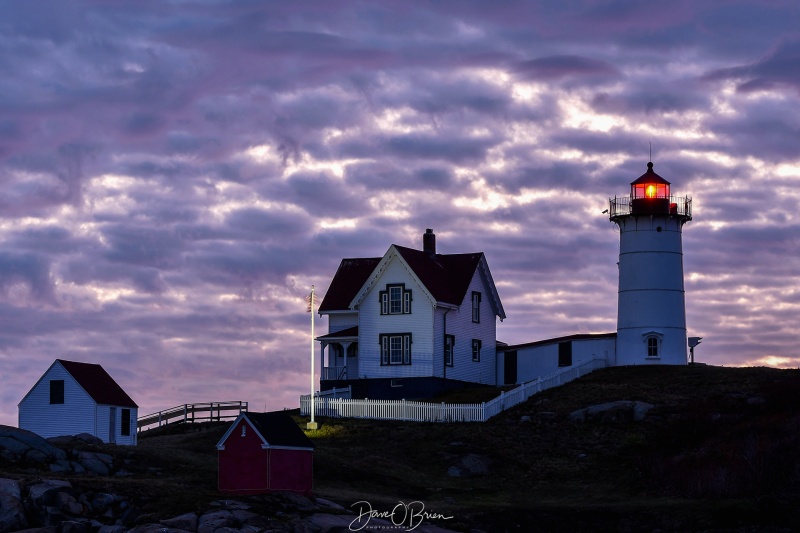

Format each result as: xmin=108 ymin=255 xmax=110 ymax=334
xmin=0 ymin=478 xmax=27 ymax=532
xmin=0 ymin=425 xmax=122 ymax=476
xmin=0 ymin=425 xmax=461 ymax=533
xmin=0 ymin=480 xmax=460 ymax=533
xmin=0 ymin=426 xmax=66 ymax=464
xmin=569 ymin=401 xmax=655 ymax=423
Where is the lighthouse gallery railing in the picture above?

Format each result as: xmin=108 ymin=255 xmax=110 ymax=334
xmin=609 ymin=195 xmax=692 ymax=219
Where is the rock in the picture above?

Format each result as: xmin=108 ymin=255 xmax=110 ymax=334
xmin=61 ymin=520 xmax=91 ymax=533
xmin=91 ymin=493 xmax=120 ymax=514
xmin=449 ymin=454 xmax=490 ymax=477
xmin=447 ymin=466 xmax=465 ymax=477
xmin=519 ymin=415 xmax=531 ymax=422
xmin=56 ymin=491 xmax=86 ymax=515
xmin=569 ymin=401 xmax=654 ymax=423
xmin=28 ymin=479 xmax=72 ymax=506
xmin=160 ymin=512 xmax=198 ymax=531
xmin=198 ymin=509 xmax=234 ymax=533
xmin=97 ymin=526 xmax=127 ymax=533
xmin=0 ymin=478 xmax=28 ymax=532
xmin=0 ymin=425 xmax=66 ymax=462
xmin=316 ymin=497 xmax=345 ymax=510
xmin=49 ymin=459 xmax=73 ymax=473
xmin=77 ymin=453 xmax=110 ymax=476
xmin=307 ymin=513 xmax=355 ymax=531
xmin=277 ymin=491 xmax=317 ymax=511
xmin=537 ymin=411 xmax=557 ymax=421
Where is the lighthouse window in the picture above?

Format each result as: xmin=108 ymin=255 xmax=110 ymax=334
xmin=647 ymin=337 xmax=659 ymax=357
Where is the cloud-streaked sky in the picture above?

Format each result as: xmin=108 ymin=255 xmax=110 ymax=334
xmin=2 ymin=0 xmax=799 ymax=426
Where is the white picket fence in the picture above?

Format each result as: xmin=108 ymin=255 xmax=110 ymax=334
xmin=299 ymin=358 xmax=606 ymax=423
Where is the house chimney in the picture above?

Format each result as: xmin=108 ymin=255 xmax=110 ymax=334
xmin=423 ymin=228 xmax=436 ymax=256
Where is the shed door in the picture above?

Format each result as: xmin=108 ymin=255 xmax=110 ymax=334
xmin=109 ymin=407 xmax=116 ymax=444
xmin=504 ymin=351 xmax=517 ymax=385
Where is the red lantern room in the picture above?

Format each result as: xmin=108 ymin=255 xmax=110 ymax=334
xmin=630 ymin=162 xmax=671 ymax=215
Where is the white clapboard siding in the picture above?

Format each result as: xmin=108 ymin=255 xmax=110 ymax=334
xmin=440 ymin=267 xmax=497 ymax=385
xmin=358 ymin=256 xmax=435 ymax=378
xmin=18 ymin=362 xmax=97 ymax=438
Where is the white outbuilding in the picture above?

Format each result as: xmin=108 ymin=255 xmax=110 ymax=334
xmin=18 ymin=359 xmax=139 ymax=445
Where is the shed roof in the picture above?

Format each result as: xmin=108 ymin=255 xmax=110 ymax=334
xmin=57 ymin=359 xmax=138 ymax=408
xmin=500 ymin=332 xmax=617 ymax=352
xmin=218 ymin=411 xmax=315 ymax=450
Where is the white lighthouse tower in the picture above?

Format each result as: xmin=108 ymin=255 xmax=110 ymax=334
xmin=609 ymin=162 xmax=692 ymax=365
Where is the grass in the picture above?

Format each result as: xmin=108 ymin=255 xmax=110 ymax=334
xmin=6 ymin=364 xmax=800 ymax=531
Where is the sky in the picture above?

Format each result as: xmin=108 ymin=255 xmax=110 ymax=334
xmin=1 ymin=0 xmax=799 ymax=427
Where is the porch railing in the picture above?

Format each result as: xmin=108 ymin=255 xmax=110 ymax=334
xmin=300 ymin=385 xmax=352 ymax=405
xmin=299 ymin=358 xmax=606 ymax=423
xmin=321 ymin=366 xmax=347 ymax=381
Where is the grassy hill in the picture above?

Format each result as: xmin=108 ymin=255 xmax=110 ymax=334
xmin=7 ymin=364 xmax=800 ymax=531
xmin=307 ymin=364 xmax=800 ymax=531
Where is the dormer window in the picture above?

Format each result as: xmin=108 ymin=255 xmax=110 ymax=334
xmin=379 ymin=284 xmax=412 ymax=315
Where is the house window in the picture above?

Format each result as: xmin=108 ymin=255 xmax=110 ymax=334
xmin=558 ymin=341 xmax=572 ymax=367
xmin=121 ymin=409 xmax=131 ymax=436
xmin=647 ymin=337 xmax=659 ymax=357
xmin=472 ymin=292 xmax=481 ymax=323
xmin=380 ymin=333 xmax=412 ymax=365
xmin=379 ymin=284 xmax=412 ymax=315
xmin=50 ymin=380 xmax=64 ymax=404
xmin=472 ymin=339 xmax=482 ymax=362
xmin=445 ymin=334 xmax=455 ymax=367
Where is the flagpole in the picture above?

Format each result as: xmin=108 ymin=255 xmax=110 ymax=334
xmin=307 ymin=285 xmax=318 ymax=430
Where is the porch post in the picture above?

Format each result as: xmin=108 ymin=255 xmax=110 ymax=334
xmin=341 ymin=341 xmax=351 ymax=379
xmin=320 ymin=341 xmax=328 ymax=382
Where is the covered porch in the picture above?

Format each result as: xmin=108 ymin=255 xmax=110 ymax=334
xmin=316 ymin=326 xmax=359 ymax=382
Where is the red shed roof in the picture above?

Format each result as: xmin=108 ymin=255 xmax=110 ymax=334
xmin=58 ymin=359 xmax=138 ymax=408
xmin=218 ymin=411 xmax=315 ymax=450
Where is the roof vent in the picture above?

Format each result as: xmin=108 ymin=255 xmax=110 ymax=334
xmin=423 ymin=229 xmax=436 ymax=256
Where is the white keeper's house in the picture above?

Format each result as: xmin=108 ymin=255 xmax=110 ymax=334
xmin=317 ymin=161 xmax=694 ymax=399
xmin=317 ymin=228 xmax=506 ymax=399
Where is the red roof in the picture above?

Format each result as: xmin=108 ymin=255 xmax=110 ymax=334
xmin=394 ymin=246 xmax=483 ymax=306
xmin=318 ymin=246 xmax=486 ymax=312
xmin=318 ymin=257 xmax=381 ymax=312
xmin=58 ymin=360 xmax=138 ymax=408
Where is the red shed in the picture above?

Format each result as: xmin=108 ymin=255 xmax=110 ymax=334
xmin=217 ymin=411 xmax=315 ymax=495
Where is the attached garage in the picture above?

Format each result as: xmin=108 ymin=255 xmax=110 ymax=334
xmin=217 ymin=411 xmax=314 ymax=495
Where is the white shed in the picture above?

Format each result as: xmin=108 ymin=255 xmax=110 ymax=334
xmin=498 ymin=333 xmax=617 ymax=385
xmin=18 ymin=359 xmax=139 ymax=445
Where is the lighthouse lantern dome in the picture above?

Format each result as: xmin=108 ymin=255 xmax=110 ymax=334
xmin=630 ymin=162 xmax=671 ymax=215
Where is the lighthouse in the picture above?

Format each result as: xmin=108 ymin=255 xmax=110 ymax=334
xmin=609 ymin=162 xmax=692 ymax=365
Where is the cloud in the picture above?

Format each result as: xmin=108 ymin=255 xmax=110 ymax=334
xmin=1 ymin=0 xmax=799 ymax=427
